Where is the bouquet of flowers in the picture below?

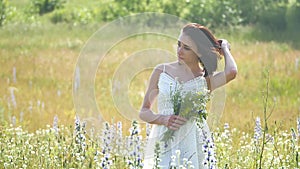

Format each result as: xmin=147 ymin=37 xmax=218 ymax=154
xmin=161 ymin=81 xmax=210 ymax=146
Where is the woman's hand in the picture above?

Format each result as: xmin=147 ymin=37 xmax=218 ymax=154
xmin=161 ymin=115 xmax=187 ymax=131
xmin=208 ymin=38 xmax=237 ymax=91
xmin=219 ymin=39 xmax=231 ymax=50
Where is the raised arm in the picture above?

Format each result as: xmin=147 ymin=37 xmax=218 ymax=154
xmin=207 ymin=39 xmax=238 ymax=91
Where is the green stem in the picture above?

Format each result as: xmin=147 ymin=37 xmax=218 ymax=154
xmin=259 ymin=70 xmax=270 ymax=169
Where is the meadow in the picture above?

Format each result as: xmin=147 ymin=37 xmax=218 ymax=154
xmin=1 ymin=22 xmax=299 ymax=131
xmin=0 ymin=21 xmax=299 ymax=168
xmin=1 ymin=0 xmax=300 ymax=168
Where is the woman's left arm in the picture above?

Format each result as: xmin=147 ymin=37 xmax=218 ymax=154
xmin=207 ymin=39 xmax=238 ymax=91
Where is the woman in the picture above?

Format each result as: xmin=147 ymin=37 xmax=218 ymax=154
xmin=139 ymin=23 xmax=237 ymax=168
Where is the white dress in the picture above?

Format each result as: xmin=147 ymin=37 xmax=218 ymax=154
xmin=143 ymin=66 xmax=214 ymax=169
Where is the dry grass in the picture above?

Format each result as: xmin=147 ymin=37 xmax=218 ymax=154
xmin=0 ymin=23 xmax=299 ymax=132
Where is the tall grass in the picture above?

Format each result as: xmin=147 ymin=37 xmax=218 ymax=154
xmin=0 ymin=23 xmax=100 ymax=130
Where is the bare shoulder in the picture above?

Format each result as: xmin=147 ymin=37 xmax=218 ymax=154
xmin=168 ymin=62 xmax=178 ymax=67
xmin=153 ymin=62 xmax=175 ymax=72
xmin=161 ymin=61 xmax=178 ymax=71
xmin=153 ymin=64 xmax=164 ymax=73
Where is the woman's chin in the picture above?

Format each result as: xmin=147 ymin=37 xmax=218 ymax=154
xmin=178 ymin=59 xmax=184 ymax=64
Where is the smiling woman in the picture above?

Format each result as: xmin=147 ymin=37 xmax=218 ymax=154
xmin=139 ymin=23 xmax=237 ymax=168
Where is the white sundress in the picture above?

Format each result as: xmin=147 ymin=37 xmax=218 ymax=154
xmin=143 ymin=65 xmax=214 ymax=169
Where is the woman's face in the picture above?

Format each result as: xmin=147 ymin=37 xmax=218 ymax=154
xmin=177 ymin=32 xmax=199 ymax=64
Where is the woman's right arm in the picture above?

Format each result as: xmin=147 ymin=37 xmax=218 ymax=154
xmin=139 ymin=64 xmax=167 ymax=124
xmin=139 ymin=64 xmax=187 ymax=130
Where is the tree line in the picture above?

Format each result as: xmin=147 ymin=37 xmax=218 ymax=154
xmin=1 ymin=0 xmax=299 ymax=32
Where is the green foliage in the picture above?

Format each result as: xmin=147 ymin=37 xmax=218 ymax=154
xmin=235 ymin=0 xmax=261 ymax=24
xmin=256 ymin=0 xmax=288 ymax=31
xmin=95 ymin=0 xmax=292 ymax=31
xmin=30 ymin=0 xmax=65 ymax=15
xmin=49 ymin=8 xmax=69 ymax=23
xmin=286 ymin=0 xmax=300 ymax=32
xmin=0 ymin=0 xmax=7 ymax=26
xmin=98 ymin=0 xmax=242 ymax=28
xmin=235 ymin=0 xmax=289 ymax=30
xmin=3 ymin=0 xmax=300 ymax=33
xmin=97 ymin=0 xmax=156 ymax=21
xmin=50 ymin=8 xmax=95 ymax=25
xmin=181 ymin=0 xmax=243 ymax=28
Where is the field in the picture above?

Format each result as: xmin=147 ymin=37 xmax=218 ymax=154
xmin=1 ymin=22 xmax=299 ymax=131
xmin=0 ymin=0 xmax=300 ymax=168
xmin=0 ymin=21 xmax=299 ymax=168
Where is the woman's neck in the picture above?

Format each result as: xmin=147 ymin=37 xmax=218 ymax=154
xmin=178 ymin=61 xmax=203 ymax=75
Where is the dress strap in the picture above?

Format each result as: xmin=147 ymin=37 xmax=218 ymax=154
xmin=163 ymin=64 xmax=166 ymax=73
